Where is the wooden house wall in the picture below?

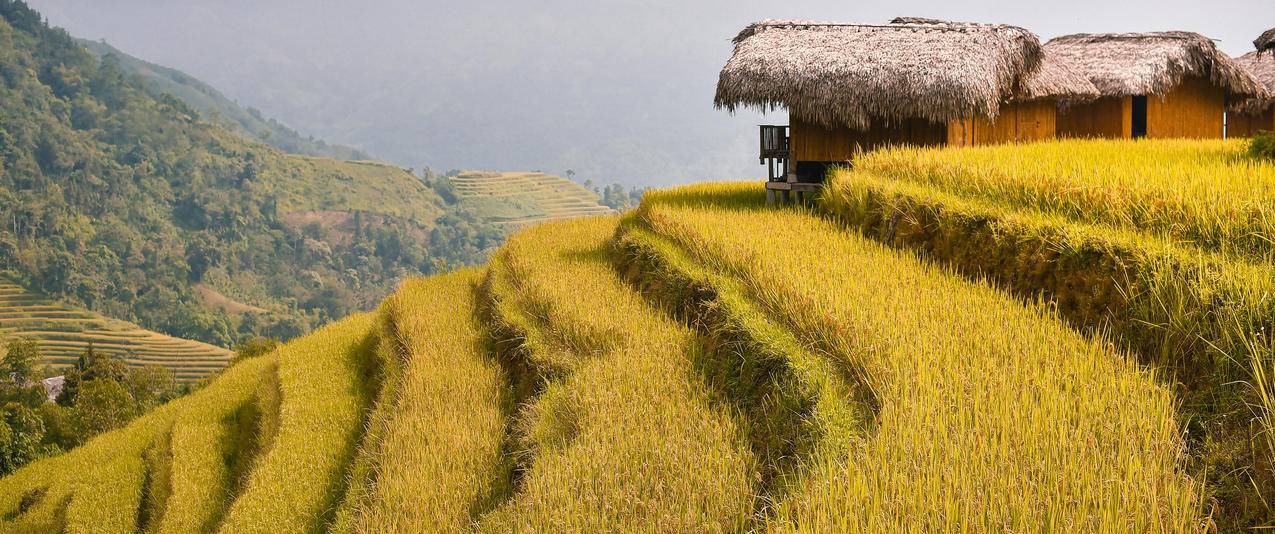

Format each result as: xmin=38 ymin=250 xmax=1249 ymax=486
xmin=1057 ymin=97 xmax=1132 ymax=139
xmin=946 ymin=100 xmax=1057 ymax=147
xmin=1146 ymin=76 xmax=1224 ymax=138
xmin=790 ymin=116 xmax=947 ymax=163
xmin=1227 ymin=109 xmax=1275 ymax=138
xmin=1057 ymin=77 xmax=1225 ymax=139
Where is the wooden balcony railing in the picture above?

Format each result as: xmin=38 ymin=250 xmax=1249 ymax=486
xmin=759 ymin=125 xmax=790 ymax=182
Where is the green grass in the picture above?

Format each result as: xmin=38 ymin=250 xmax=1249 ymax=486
xmin=267 ymin=157 xmax=444 ymax=225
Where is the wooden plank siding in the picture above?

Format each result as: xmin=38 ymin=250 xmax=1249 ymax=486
xmin=1058 ymin=76 xmax=1225 ymax=139
xmin=1147 ymin=76 xmax=1224 ymax=138
xmin=946 ymin=100 xmax=1057 ymax=146
xmin=1058 ymin=97 xmax=1132 ymax=139
xmin=1226 ymin=109 xmax=1275 ymax=138
xmin=790 ymin=116 xmax=946 ymax=163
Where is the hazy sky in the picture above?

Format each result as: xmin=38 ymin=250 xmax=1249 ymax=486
xmin=23 ymin=0 xmax=1275 ymax=186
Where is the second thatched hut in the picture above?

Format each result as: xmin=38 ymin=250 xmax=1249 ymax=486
xmin=1229 ymin=28 xmax=1275 ymax=137
xmin=1044 ymin=32 xmax=1265 ymax=139
xmin=714 ymin=19 xmax=1097 ymax=187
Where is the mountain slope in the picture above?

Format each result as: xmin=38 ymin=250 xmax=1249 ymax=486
xmin=79 ymin=38 xmax=371 ymax=161
xmin=0 ymin=1 xmax=497 ymax=348
xmin=0 ymin=179 xmax=1208 ymax=531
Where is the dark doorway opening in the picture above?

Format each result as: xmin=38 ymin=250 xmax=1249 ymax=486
xmin=1131 ymin=95 xmax=1148 ymax=138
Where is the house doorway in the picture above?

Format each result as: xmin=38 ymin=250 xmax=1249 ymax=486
xmin=1131 ymin=95 xmax=1148 ymax=138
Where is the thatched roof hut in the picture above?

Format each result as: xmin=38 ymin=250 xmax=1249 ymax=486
xmin=1257 ymin=27 xmax=1275 ymax=54
xmin=714 ymin=20 xmax=1097 ymax=130
xmin=1043 ymin=32 xmax=1265 ymax=99
xmin=1231 ymin=51 xmax=1275 ymax=114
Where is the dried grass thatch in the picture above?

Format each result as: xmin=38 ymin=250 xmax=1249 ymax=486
xmin=714 ymin=20 xmax=1095 ymax=129
xmin=1231 ymin=51 xmax=1275 ymax=114
xmin=1257 ymin=27 xmax=1275 ymax=53
xmin=889 ymin=17 xmax=1099 ymax=103
xmin=1044 ymin=32 xmax=1266 ymax=100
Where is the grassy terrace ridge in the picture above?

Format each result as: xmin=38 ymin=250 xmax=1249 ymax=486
xmin=475 ymin=217 xmax=753 ymax=531
xmin=820 ymin=139 xmax=1275 ymax=528
xmin=449 ymin=171 xmax=616 ymax=226
xmin=0 ymin=280 xmax=232 ymax=381
xmin=633 ymin=183 xmax=1200 ymax=530
xmin=853 ymin=139 xmax=1275 ymax=260
xmin=333 ymin=269 xmax=511 ymax=532
xmin=217 ymin=314 xmax=377 ymax=533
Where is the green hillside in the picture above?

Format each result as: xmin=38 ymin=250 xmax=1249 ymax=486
xmin=21 ymin=138 xmax=1275 ymax=529
xmin=79 ymin=39 xmax=371 ymax=161
xmin=448 ymin=171 xmax=616 ymax=225
xmin=0 ymin=279 xmax=230 ymax=382
xmin=0 ymin=1 xmax=500 ymax=349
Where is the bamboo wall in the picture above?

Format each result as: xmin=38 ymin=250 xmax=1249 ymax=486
xmin=1226 ymin=109 xmax=1275 ymax=138
xmin=1146 ymin=76 xmax=1224 ymax=138
xmin=790 ymin=116 xmax=946 ymax=163
xmin=946 ymin=100 xmax=1057 ymax=146
xmin=1057 ymin=97 xmax=1132 ymax=138
xmin=1057 ymin=76 xmax=1225 ymax=139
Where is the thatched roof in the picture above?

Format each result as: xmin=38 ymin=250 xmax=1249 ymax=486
xmin=1257 ymin=27 xmax=1275 ymax=53
xmin=714 ymin=20 xmax=1096 ymax=129
xmin=1044 ymin=32 xmax=1266 ymax=99
xmin=888 ymin=17 xmax=1099 ymax=103
xmin=1231 ymin=51 xmax=1275 ymax=114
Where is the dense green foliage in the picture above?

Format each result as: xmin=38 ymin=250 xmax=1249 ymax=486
xmin=1251 ymin=131 xmax=1275 ymax=161
xmin=0 ymin=1 xmax=504 ymax=348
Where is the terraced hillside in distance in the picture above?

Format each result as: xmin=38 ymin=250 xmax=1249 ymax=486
xmin=12 ymin=138 xmax=1265 ymax=530
xmin=0 ymin=280 xmax=231 ymax=382
xmin=449 ymin=171 xmax=616 ymax=226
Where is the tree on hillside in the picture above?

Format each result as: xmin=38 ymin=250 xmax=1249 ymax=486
xmin=232 ymin=336 xmax=281 ymax=363
xmin=71 ymin=379 xmax=135 ymax=439
xmin=2 ymin=339 xmax=39 ymax=386
xmin=125 ymin=365 xmax=176 ymax=412
xmin=57 ymin=343 xmax=127 ymax=406
xmin=0 ymin=402 xmax=46 ymax=475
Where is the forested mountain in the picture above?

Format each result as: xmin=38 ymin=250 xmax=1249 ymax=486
xmin=79 ymin=39 xmax=371 ymax=161
xmin=0 ymin=0 xmax=504 ymax=347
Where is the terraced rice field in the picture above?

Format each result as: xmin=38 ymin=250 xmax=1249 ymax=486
xmin=1 ymin=143 xmax=1237 ymax=530
xmin=0 ymin=281 xmax=231 ymax=382
xmin=820 ymin=138 xmax=1275 ymax=529
xmin=449 ymin=171 xmax=616 ymax=225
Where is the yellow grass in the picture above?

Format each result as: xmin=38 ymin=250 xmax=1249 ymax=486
xmin=476 ymin=217 xmax=755 ymax=531
xmin=449 ymin=171 xmax=615 ymax=226
xmin=0 ymin=281 xmax=232 ymax=381
xmin=854 ymin=138 xmax=1275 ymax=259
xmin=334 ymin=269 xmax=509 ymax=533
xmin=0 ymin=355 xmax=275 ymax=533
xmin=217 ymin=313 xmax=377 ymax=533
xmin=635 ymin=183 xmax=1202 ymax=531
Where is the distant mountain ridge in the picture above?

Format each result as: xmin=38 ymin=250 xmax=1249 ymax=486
xmin=0 ymin=0 xmax=502 ymax=350
xmin=79 ymin=38 xmax=371 ymax=161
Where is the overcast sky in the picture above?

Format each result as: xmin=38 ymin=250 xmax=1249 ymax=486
xmin=23 ymin=0 xmax=1275 ymax=187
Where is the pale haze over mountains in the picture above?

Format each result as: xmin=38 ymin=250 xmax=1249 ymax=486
xmin=26 ymin=0 xmax=1272 ymax=187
